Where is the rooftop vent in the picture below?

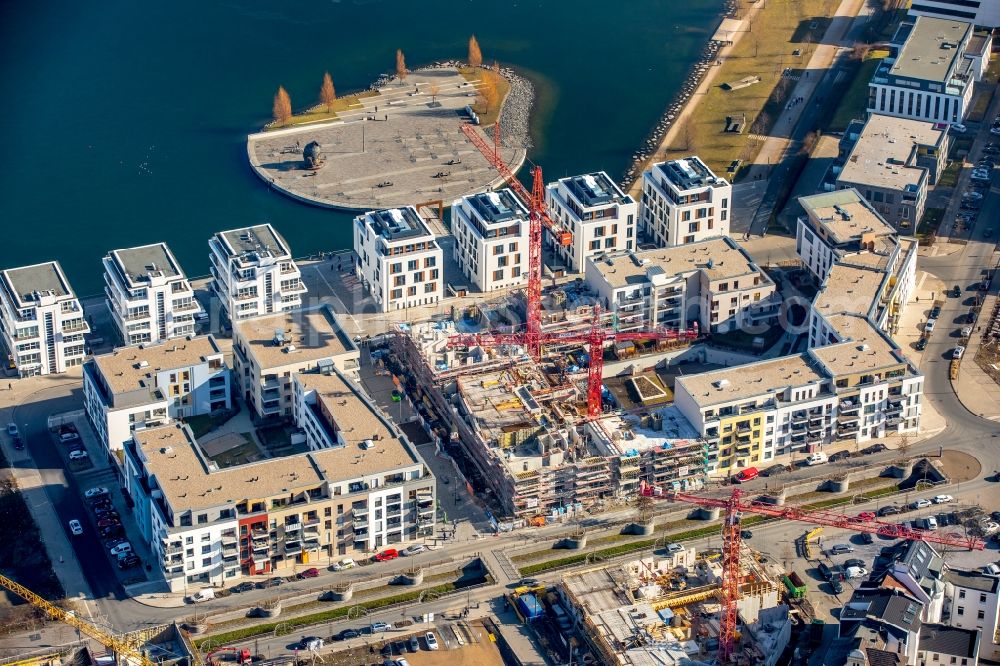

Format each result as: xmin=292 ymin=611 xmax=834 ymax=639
xmin=712 ymin=379 xmax=730 ymax=390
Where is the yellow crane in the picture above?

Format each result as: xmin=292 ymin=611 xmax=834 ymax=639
xmin=0 ymin=573 xmax=154 ymax=666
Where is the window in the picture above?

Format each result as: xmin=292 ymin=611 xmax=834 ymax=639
xmin=185 ymin=536 xmax=194 ymax=545
xmin=956 ymin=606 xmax=964 ymax=616
xmin=390 ymin=262 xmax=401 ymax=274
xmin=197 ymin=514 xmax=208 ymax=524
xmin=202 ymin=557 xmax=212 ymax=567
xmin=201 ymin=533 xmax=211 ymax=542
xmin=202 ymin=545 xmax=211 ymax=554
xmin=959 ymin=590 xmax=966 ymax=599
xmin=977 ymin=609 xmax=985 ymax=620
xmin=407 ymin=260 xmax=418 ymax=271
xmin=979 ymin=593 xmax=987 ymax=603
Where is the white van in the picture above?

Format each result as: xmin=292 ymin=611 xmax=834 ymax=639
xmin=845 ymin=566 xmax=868 ymax=579
xmin=189 ymin=588 xmax=215 ymax=603
xmin=805 ymin=452 xmax=828 ymax=466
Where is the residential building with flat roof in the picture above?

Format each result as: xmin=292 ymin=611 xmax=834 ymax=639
xmin=124 ymin=367 xmax=434 ymax=590
xmin=103 ymin=242 xmax=201 ymax=345
xmin=941 ymin=569 xmax=999 ymax=661
xmin=451 ymin=190 xmax=529 ymax=292
xmin=354 ymin=207 xmax=443 ymax=312
xmin=545 ymin=172 xmax=637 ymax=272
xmin=639 ymin=157 xmax=732 ymax=247
xmin=208 ymin=224 xmax=306 ymax=322
xmin=835 ymin=114 xmax=948 ymax=230
xmin=83 ymin=335 xmax=231 ymax=462
xmin=910 ymin=0 xmax=1000 ymax=29
xmin=584 ymin=237 xmax=778 ymax=334
xmin=868 ymin=16 xmax=982 ymax=123
xmin=232 ymin=306 xmax=360 ymax=421
xmin=0 ymin=261 xmax=89 ymax=376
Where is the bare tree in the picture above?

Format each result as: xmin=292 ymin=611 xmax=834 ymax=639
xmin=429 ymin=83 xmax=441 ymax=104
xmin=396 ymin=49 xmax=408 ymax=81
xmin=468 ymin=35 xmax=483 ymax=68
xmin=319 ymin=72 xmax=336 ymax=113
xmin=272 ymin=86 xmax=292 ymax=125
xmin=634 ymin=493 xmax=654 ymax=524
xmin=898 ymin=433 xmax=912 ymax=459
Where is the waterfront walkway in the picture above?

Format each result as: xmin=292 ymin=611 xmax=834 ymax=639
xmin=247 ymin=67 xmax=524 ymax=211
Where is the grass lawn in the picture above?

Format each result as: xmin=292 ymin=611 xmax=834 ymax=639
xmin=208 ymin=434 xmax=261 ymax=469
xmin=184 ymin=409 xmax=238 ymax=439
xmin=265 ymin=90 xmax=379 ymax=131
xmin=458 ymin=67 xmax=511 ymax=127
xmin=917 ymin=207 xmax=945 ymax=242
xmin=828 ymin=58 xmax=881 ymax=132
xmin=968 ymin=89 xmax=995 ymax=123
xmin=938 ymin=161 xmax=961 ymax=188
xmin=667 ymin=0 xmax=835 ymax=175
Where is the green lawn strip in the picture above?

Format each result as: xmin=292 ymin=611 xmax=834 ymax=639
xmin=517 ymin=481 xmax=903 ymax=575
xmin=917 ymin=207 xmax=946 ymax=242
xmin=828 ymin=58 xmax=881 ymax=132
xmin=183 ymin=409 xmax=239 ymax=439
xmin=265 ymin=91 xmax=378 ymax=131
xmin=938 ymin=162 xmax=961 ymax=188
xmin=195 ymin=578 xmax=475 ymax=648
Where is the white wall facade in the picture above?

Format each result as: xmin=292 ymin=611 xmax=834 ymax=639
xmin=868 ymin=82 xmax=971 ymax=124
xmin=451 ymin=191 xmax=529 ymax=292
xmin=640 ymin=158 xmax=732 ymax=247
xmin=910 ymin=1 xmax=1000 ymax=28
xmin=354 ymin=207 xmax=443 ymax=312
xmin=545 ymin=172 xmax=637 ymax=273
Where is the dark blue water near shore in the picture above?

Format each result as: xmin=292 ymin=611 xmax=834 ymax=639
xmin=0 ymin=0 xmax=725 ymax=295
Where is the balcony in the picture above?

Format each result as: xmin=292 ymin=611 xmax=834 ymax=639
xmin=283 ymin=521 xmax=302 ymax=534
xmin=284 ymin=542 xmax=302 ymax=556
xmin=837 ymin=413 xmax=860 ymax=424
xmin=304 ymin=540 xmax=321 ymax=551
xmin=234 ymin=291 xmax=258 ymax=302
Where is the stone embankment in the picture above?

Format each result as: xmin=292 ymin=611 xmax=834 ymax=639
xmin=620 ymin=0 xmax=738 ymax=187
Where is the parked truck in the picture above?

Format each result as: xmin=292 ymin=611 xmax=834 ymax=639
xmin=782 ymin=571 xmax=807 ymax=599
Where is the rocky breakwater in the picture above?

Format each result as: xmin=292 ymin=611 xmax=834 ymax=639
xmin=620 ymin=0 xmax=738 ymax=188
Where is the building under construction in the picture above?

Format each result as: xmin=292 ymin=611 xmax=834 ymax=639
xmin=393 ymin=298 xmax=703 ymax=520
xmin=557 ymin=547 xmax=788 ymax=665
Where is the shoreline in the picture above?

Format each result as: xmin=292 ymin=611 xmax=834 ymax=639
xmin=247 ymin=62 xmax=532 ymax=213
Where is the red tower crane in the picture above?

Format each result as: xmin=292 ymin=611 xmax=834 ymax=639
xmin=639 ymin=481 xmax=985 ymax=662
xmin=450 ymin=310 xmax=697 ymax=418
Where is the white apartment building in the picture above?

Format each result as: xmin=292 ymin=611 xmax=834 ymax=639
xmin=208 ymin=224 xmax=306 ymax=323
xmin=103 ymin=242 xmax=201 ymax=345
xmin=910 ymin=0 xmax=1000 ymax=29
xmin=584 ymin=237 xmax=778 ymax=334
xmin=675 ymin=317 xmax=923 ymax=473
xmin=232 ymin=306 xmax=360 ymax=421
xmin=83 ymin=335 xmax=231 ymax=462
xmin=639 ymin=157 xmax=732 ymax=247
xmin=868 ymin=16 xmax=983 ymax=124
xmin=0 ymin=261 xmax=88 ymax=376
xmin=545 ymin=172 xmax=637 ymax=272
xmin=124 ymin=373 xmax=436 ymax=591
xmin=798 ymin=189 xmax=918 ymax=341
xmin=451 ymin=190 xmax=529 ymax=292
xmin=354 ymin=207 xmax=443 ymax=312
xmin=942 ymin=569 xmax=1000 ymax=661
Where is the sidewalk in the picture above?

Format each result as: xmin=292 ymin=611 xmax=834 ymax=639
xmin=953 ymin=292 xmax=1000 ymax=421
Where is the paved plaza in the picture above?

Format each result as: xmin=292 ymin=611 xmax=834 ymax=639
xmin=247 ymin=68 xmax=526 ymax=210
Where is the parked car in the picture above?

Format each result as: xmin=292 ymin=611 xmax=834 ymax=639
xmin=878 ymin=505 xmax=901 ymax=517
xmin=333 ymin=629 xmax=360 ymax=641
xmin=68 ymin=450 xmax=88 ymax=461
xmin=299 ymin=636 xmax=324 ymax=651
xmin=666 ymin=543 xmax=685 ymax=553
xmin=425 ymin=632 xmax=439 ymax=650
xmin=915 ymin=338 xmax=928 ymax=351
xmin=961 ymin=326 xmax=973 ymax=337
xmin=967 ymin=309 xmax=977 ymax=324
xmin=109 ymin=542 xmax=132 ymax=557
xmin=845 ymin=566 xmax=868 ymax=579
xmin=925 ymin=319 xmax=937 ymax=332
xmin=370 ymin=621 xmax=390 ymax=633
xmin=85 ymin=487 xmax=109 ymax=499
xmin=857 ymin=532 xmax=874 ymax=545
xmin=861 ymin=443 xmax=888 ymax=455
xmin=844 ymin=558 xmax=866 ymax=569
xmin=68 ymin=519 xmax=83 ymax=536
xmin=829 ymin=544 xmax=854 ymax=555
xmin=951 ymin=123 xmax=967 ymax=133
xmin=408 ymin=634 xmax=420 ymax=652
xmin=401 ymin=544 xmax=426 ymax=557
xmin=930 ymin=305 xmax=942 ymax=318
xmin=829 ymin=579 xmax=844 ymax=594
xmin=97 ymin=518 xmax=120 ymax=529
xmin=59 ymin=432 xmax=80 ymax=443
xmin=6 ymin=424 xmax=17 ymax=437
xmin=374 ymin=548 xmax=399 ymax=562
xmin=231 ymin=582 xmax=255 ymax=593
xmin=933 ymin=495 xmax=954 ymax=504
xmin=518 ymin=578 xmax=540 ymax=587
xmin=333 ymin=558 xmax=357 ymax=571
xmin=953 ymin=346 xmax=966 ymax=359
xmin=117 ymin=553 xmax=141 ymax=569
xmin=298 ymin=567 xmax=320 ymax=579
xmin=805 ymin=452 xmax=828 ymax=466
xmin=910 ymin=499 xmax=932 ymax=510
xmin=740 ymin=530 xmax=753 ymax=539
xmin=12 ymin=435 xmax=24 ymax=450
xmin=733 ymin=467 xmax=759 ymax=483
xmin=99 ymin=526 xmax=123 ymax=539
xmin=762 ymin=463 xmax=790 ymax=477
xmin=829 ymin=451 xmax=852 ymax=462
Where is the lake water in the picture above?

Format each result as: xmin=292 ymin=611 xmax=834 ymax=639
xmin=0 ymin=0 xmax=725 ymax=295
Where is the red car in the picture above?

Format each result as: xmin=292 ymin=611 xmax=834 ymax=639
xmin=374 ymin=548 xmax=399 ymax=562
xmin=298 ymin=567 xmax=320 ymax=579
